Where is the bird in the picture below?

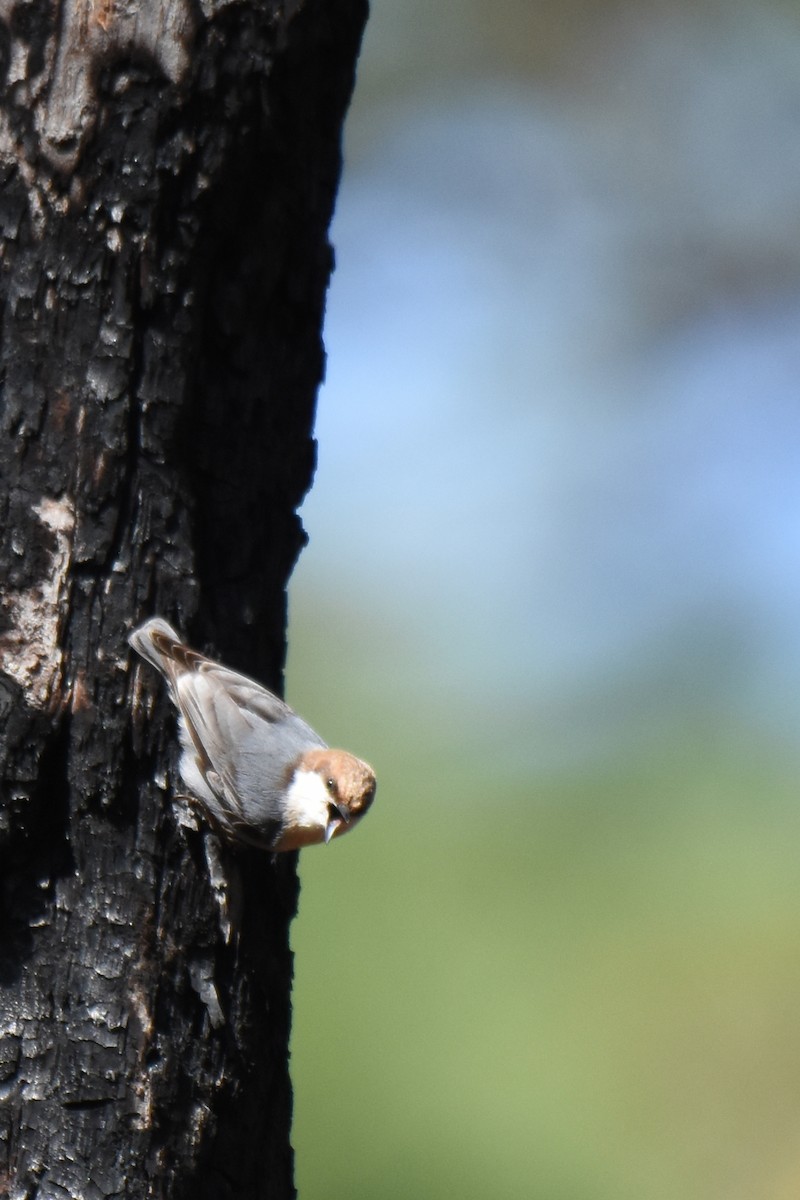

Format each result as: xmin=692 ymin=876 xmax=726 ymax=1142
xmin=128 ymin=617 xmax=376 ymax=852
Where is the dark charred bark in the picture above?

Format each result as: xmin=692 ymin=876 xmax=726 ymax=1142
xmin=0 ymin=0 xmax=368 ymax=1195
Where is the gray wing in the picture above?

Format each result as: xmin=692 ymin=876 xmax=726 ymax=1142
xmin=175 ymin=662 xmax=326 ymax=835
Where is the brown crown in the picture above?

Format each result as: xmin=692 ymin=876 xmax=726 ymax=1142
xmin=301 ymin=747 xmax=376 ymax=816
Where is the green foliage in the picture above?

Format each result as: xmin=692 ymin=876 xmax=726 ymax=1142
xmin=288 ymin=599 xmax=800 ymax=1199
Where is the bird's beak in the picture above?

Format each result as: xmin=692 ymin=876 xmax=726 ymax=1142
xmin=324 ymin=803 xmax=350 ymax=844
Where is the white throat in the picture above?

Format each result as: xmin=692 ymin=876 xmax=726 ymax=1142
xmin=285 ymin=768 xmax=331 ymax=836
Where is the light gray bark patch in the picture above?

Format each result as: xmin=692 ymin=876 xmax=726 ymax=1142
xmin=0 ymin=496 xmax=74 ymax=709
xmin=0 ymin=0 xmax=195 ymax=171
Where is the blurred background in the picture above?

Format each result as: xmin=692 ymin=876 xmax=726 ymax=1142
xmin=285 ymin=2 xmax=800 ymax=1197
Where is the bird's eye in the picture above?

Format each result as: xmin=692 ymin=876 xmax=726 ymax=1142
xmin=326 ymin=778 xmax=336 ymax=794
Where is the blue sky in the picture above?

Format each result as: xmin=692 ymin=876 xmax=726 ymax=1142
xmin=292 ymin=25 xmax=800 ymax=765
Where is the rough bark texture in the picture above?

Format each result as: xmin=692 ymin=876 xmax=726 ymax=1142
xmin=0 ymin=0 xmax=368 ymax=1195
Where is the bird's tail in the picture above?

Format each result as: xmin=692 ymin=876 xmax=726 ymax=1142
xmin=128 ymin=617 xmax=185 ymax=680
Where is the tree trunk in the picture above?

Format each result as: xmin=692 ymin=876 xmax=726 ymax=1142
xmin=0 ymin=0 xmax=367 ymax=1195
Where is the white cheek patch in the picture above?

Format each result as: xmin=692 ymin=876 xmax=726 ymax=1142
xmin=284 ymin=769 xmax=331 ymax=835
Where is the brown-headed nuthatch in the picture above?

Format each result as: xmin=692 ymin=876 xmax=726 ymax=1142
xmin=129 ymin=617 xmax=376 ymax=851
